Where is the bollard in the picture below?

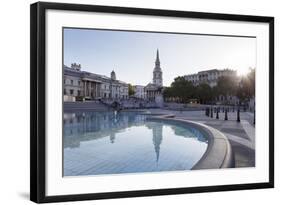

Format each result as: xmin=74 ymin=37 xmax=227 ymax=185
xmin=253 ymin=110 xmax=255 ymax=125
xmin=216 ymin=108 xmax=219 ymax=119
xmin=224 ymin=109 xmax=228 ymax=120
xmin=237 ymin=108 xmax=240 ymax=122
xmin=207 ymin=107 xmax=210 ymax=117
xmin=210 ymin=107 xmax=213 ymax=118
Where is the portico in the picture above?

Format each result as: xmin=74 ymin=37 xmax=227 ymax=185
xmin=82 ymin=78 xmax=102 ymax=99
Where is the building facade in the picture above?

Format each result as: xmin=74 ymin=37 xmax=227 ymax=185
xmin=184 ymin=69 xmax=237 ymax=87
xmin=152 ymin=49 xmax=163 ymax=87
xmin=145 ymin=49 xmax=164 ymax=105
xmin=133 ymin=85 xmax=147 ymax=99
xmin=184 ymin=69 xmax=239 ymax=104
xmin=64 ymin=63 xmax=128 ymax=102
xmin=64 ymin=50 xmax=163 ymax=105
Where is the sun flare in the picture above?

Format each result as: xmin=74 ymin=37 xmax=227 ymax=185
xmin=237 ymin=67 xmax=250 ymax=76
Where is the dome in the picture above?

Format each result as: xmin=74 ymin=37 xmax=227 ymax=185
xmin=111 ymin=70 xmax=116 ymax=80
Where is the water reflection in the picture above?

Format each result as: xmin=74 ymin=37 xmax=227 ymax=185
xmin=63 ymin=111 xmax=208 ymax=176
xmin=64 ymin=111 xmax=147 ymax=148
xmin=145 ymin=122 xmax=163 ymax=162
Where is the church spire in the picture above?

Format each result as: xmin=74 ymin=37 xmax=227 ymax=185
xmin=153 ymin=49 xmax=163 ymax=86
xmin=155 ymin=49 xmax=160 ymax=66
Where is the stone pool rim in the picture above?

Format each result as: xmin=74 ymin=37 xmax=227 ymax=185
xmin=146 ymin=114 xmax=234 ymax=170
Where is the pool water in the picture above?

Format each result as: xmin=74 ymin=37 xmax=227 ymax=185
xmin=63 ymin=111 xmax=208 ymax=176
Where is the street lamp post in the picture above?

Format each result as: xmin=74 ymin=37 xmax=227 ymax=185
xmin=237 ymin=106 xmax=240 ymax=122
xmin=216 ymin=108 xmax=219 ymax=119
xmin=253 ymin=109 xmax=255 ymax=125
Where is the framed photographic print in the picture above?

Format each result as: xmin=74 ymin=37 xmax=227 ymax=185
xmin=30 ymin=2 xmax=274 ymax=203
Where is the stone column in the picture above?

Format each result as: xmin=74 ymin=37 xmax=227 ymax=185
xmin=86 ymin=82 xmax=88 ymax=97
xmin=88 ymin=82 xmax=90 ymax=98
xmin=95 ymin=83 xmax=98 ymax=98
xmin=92 ymin=82 xmax=94 ymax=98
xmin=88 ymin=81 xmax=90 ymax=97
xmin=87 ymin=81 xmax=89 ymax=97
xmin=84 ymin=81 xmax=86 ymax=96
xmin=86 ymin=81 xmax=89 ymax=97
xmin=91 ymin=82 xmax=94 ymax=98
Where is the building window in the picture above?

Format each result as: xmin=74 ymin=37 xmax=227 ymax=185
xmin=64 ymin=89 xmax=66 ymax=95
xmin=71 ymin=80 xmax=73 ymax=85
xmin=77 ymin=90 xmax=81 ymax=96
xmin=70 ymin=89 xmax=74 ymax=95
xmin=78 ymin=81 xmax=80 ymax=86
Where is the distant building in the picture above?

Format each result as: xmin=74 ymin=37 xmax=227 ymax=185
xmin=152 ymin=49 xmax=163 ymax=87
xmin=133 ymin=85 xmax=146 ymax=99
xmin=184 ymin=69 xmax=240 ymax=105
xmin=64 ymin=49 xmax=164 ymax=106
xmin=145 ymin=49 xmax=164 ymax=106
xmin=184 ymin=69 xmax=237 ymax=87
xmin=64 ymin=64 xmax=128 ymax=102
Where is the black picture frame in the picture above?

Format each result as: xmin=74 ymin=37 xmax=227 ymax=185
xmin=30 ymin=1 xmax=274 ymax=203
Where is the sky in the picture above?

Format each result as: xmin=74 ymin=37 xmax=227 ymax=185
xmin=63 ymin=28 xmax=256 ymax=87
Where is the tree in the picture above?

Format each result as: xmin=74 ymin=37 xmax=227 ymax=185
xmin=236 ymin=77 xmax=250 ymax=102
xmin=247 ymin=68 xmax=255 ymax=97
xmin=212 ymin=85 xmax=220 ymax=102
xmin=236 ymin=68 xmax=255 ymax=103
xmin=215 ymin=75 xmax=238 ymax=104
xmin=128 ymin=84 xmax=135 ymax=96
xmin=195 ymin=83 xmax=213 ymax=104
xmin=216 ymin=76 xmax=238 ymax=97
xmin=171 ymin=76 xmax=195 ymax=103
xmin=163 ymin=76 xmax=195 ymax=103
xmin=163 ymin=87 xmax=174 ymax=101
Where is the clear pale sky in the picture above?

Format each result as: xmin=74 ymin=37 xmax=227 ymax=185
xmin=63 ymin=28 xmax=256 ymax=87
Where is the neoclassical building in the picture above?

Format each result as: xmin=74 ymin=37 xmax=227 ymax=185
xmin=184 ymin=68 xmax=239 ymax=104
xmin=64 ymin=49 xmax=163 ymax=106
xmin=184 ymin=69 xmax=237 ymax=87
xmin=145 ymin=49 xmax=164 ymax=106
xmin=133 ymin=85 xmax=147 ymax=99
xmin=152 ymin=49 xmax=163 ymax=86
xmin=64 ymin=63 xmax=128 ymax=102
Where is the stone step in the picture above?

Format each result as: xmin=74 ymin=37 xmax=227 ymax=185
xmin=64 ymin=102 xmax=110 ymax=111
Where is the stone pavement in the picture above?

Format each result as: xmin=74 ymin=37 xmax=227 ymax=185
xmin=148 ymin=109 xmax=255 ymax=168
